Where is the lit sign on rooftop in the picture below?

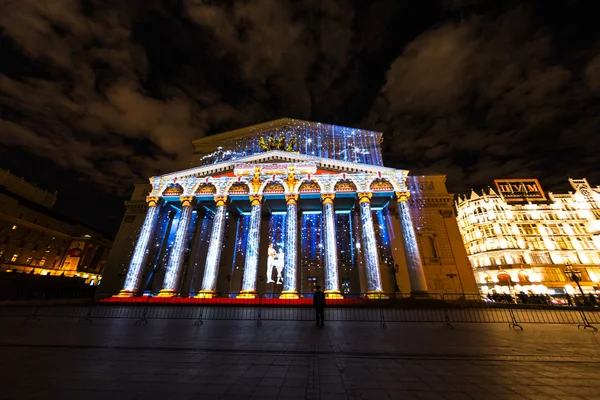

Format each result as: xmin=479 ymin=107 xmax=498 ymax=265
xmin=494 ymin=179 xmax=546 ymax=202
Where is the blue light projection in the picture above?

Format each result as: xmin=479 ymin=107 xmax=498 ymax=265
xmin=162 ymin=205 xmax=193 ymax=292
xmin=197 ymin=120 xmax=383 ymax=166
xmin=231 ymin=214 xmax=250 ymax=279
xmin=241 ymin=204 xmax=262 ymax=292
xmin=188 ymin=211 xmax=214 ymax=294
xmin=335 ymin=213 xmax=355 ymax=273
xmin=123 ymin=204 xmax=160 ymax=292
xmin=267 ymin=213 xmax=286 ymax=284
xmin=283 ymin=203 xmax=297 ymax=293
xmin=143 ymin=207 xmax=173 ymax=291
xmin=374 ymin=209 xmax=394 ymax=267
xmin=201 ymin=205 xmax=227 ymax=292
xmin=360 ymin=202 xmax=382 ymax=292
xmin=300 ymin=212 xmax=323 ymax=290
xmin=398 ymin=199 xmax=428 ymax=292
xmin=323 ymin=203 xmax=340 ymax=293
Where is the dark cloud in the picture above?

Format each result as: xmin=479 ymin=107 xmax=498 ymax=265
xmin=371 ymin=5 xmax=600 ymax=192
xmin=1 ymin=1 xmax=599 ymax=233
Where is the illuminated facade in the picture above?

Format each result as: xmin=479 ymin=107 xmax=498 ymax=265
xmin=456 ymin=179 xmax=600 ymax=295
xmin=101 ymin=119 xmax=477 ymax=298
xmin=0 ymin=169 xmax=111 ymax=285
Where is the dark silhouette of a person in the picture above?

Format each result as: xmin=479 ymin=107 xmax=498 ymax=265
xmin=313 ymin=285 xmax=326 ymax=326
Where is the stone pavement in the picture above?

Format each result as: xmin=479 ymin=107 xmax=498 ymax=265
xmin=0 ymin=317 xmax=599 ymax=400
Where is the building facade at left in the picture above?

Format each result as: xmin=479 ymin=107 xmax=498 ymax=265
xmin=0 ymin=169 xmax=112 ymax=285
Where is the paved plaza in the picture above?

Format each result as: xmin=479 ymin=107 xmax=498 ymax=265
xmin=0 ymin=316 xmax=599 ymax=400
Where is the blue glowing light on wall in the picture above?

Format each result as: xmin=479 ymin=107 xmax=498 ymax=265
xmin=241 ymin=205 xmax=262 ymax=292
xmin=122 ymin=205 xmax=160 ymax=292
xmin=201 ymin=205 xmax=227 ymax=292
xmin=197 ymin=121 xmax=383 ymax=166
xmin=360 ymin=202 xmax=382 ymax=292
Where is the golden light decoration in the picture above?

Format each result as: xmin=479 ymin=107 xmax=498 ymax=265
xmin=162 ymin=184 xmax=184 ymax=196
xmin=258 ymin=134 xmax=296 ymax=152
xmin=228 ymin=182 xmax=250 ymax=194
xmin=370 ymin=178 xmax=394 ymax=192
xmin=298 ymin=181 xmax=320 ymax=193
xmin=195 ymin=183 xmax=217 ymax=195
xmin=263 ymin=182 xmax=285 ymax=193
xmin=334 ymin=179 xmax=357 ymax=192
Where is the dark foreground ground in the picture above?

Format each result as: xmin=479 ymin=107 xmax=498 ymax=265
xmin=0 ymin=317 xmax=598 ymax=400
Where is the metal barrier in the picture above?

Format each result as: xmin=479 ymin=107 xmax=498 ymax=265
xmin=0 ymin=291 xmax=597 ymax=331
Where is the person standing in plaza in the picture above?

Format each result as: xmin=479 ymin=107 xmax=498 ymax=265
xmin=314 ymin=285 xmax=326 ymax=326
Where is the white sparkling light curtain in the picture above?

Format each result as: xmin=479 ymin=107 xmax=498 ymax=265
xmin=283 ymin=202 xmax=297 ymax=293
xmin=241 ymin=204 xmax=262 ymax=292
xmin=323 ymin=202 xmax=340 ymax=292
xmin=122 ymin=204 xmax=160 ymax=292
xmin=200 ymin=205 xmax=227 ymax=292
xmin=360 ymin=202 xmax=383 ymax=292
xmin=162 ymin=205 xmax=193 ymax=292
xmin=398 ymin=200 xmax=428 ymax=293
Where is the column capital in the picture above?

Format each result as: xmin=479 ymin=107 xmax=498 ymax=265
xmin=180 ymin=196 xmax=195 ymax=207
xmin=285 ymin=193 xmax=299 ymax=205
xmin=146 ymin=196 xmax=161 ymax=207
xmin=214 ymin=195 xmax=228 ymax=207
xmin=321 ymin=193 xmax=335 ymax=205
xmin=357 ymin=192 xmax=373 ymax=204
xmin=395 ymin=191 xmax=411 ymax=202
xmin=249 ymin=195 xmax=263 ymax=207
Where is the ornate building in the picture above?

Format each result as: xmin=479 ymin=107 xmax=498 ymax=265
xmin=456 ymin=178 xmax=600 ymax=296
xmin=0 ymin=169 xmax=111 ymax=285
xmin=100 ymin=119 xmax=477 ymax=298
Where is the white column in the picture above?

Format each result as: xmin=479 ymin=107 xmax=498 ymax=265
xmin=396 ymin=192 xmax=428 ymax=295
xmin=322 ymin=193 xmax=342 ymax=298
xmin=197 ymin=196 xmax=228 ymax=298
xmin=281 ymin=194 xmax=299 ymax=298
xmin=358 ymin=192 xmax=384 ymax=297
xmin=117 ymin=197 xmax=161 ymax=297
xmin=158 ymin=196 xmax=195 ymax=297
xmin=238 ymin=195 xmax=263 ymax=298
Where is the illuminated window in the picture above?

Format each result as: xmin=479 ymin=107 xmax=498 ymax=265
xmin=10 ymin=253 xmax=19 ymax=262
xmin=26 ymin=256 xmax=33 ymax=265
xmin=12 ymin=225 xmax=17 ymax=230
xmin=38 ymin=256 xmax=47 ymax=267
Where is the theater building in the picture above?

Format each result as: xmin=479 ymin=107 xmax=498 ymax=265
xmin=100 ymin=119 xmax=477 ymax=298
xmin=456 ymin=178 xmax=600 ymax=295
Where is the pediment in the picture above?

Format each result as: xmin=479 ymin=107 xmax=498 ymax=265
xmin=155 ymin=150 xmax=406 ymax=183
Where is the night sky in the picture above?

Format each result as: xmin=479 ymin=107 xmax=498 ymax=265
xmin=2 ymin=0 xmax=600 ymax=236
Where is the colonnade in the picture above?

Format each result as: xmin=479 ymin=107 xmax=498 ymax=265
xmin=117 ymin=191 xmax=428 ymax=298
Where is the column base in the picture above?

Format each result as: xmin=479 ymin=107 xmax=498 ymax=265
xmin=195 ymin=290 xmax=215 ymax=299
xmin=279 ymin=291 xmax=299 ymax=299
xmin=366 ymin=291 xmax=388 ymax=299
xmin=324 ymin=290 xmax=344 ymax=299
xmin=156 ymin=289 xmax=177 ymax=298
xmin=410 ymin=291 xmax=430 ymax=298
xmin=236 ymin=291 xmax=256 ymax=299
xmin=114 ymin=290 xmax=136 ymax=298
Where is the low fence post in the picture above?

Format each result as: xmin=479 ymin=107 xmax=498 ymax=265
xmin=506 ymin=305 xmax=523 ymax=330
xmin=78 ymin=300 xmax=94 ymax=324
xmin=256 ymin=293 xmax=262 ymax=327
xmin=135 ymin=293 xmax=150 ymax=325
xmin=195 ymin=293 xmax=205 ymax=326
xmin=442 ymin=294 xmax=455 ymax=330
xmin=576 ymin=306 xmax=598 ymax=331
xmin=379 ymin=293 xmax=387 ymax=329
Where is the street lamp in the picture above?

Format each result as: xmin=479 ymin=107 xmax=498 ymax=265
xmin=565 ymin=263 xmax=585 ymax=298
xmin=564 ymin=263 xmax=598 ymax=331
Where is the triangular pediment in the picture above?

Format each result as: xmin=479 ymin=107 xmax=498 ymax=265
xmin=155 ymin=150 xmax=406 ymax=183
